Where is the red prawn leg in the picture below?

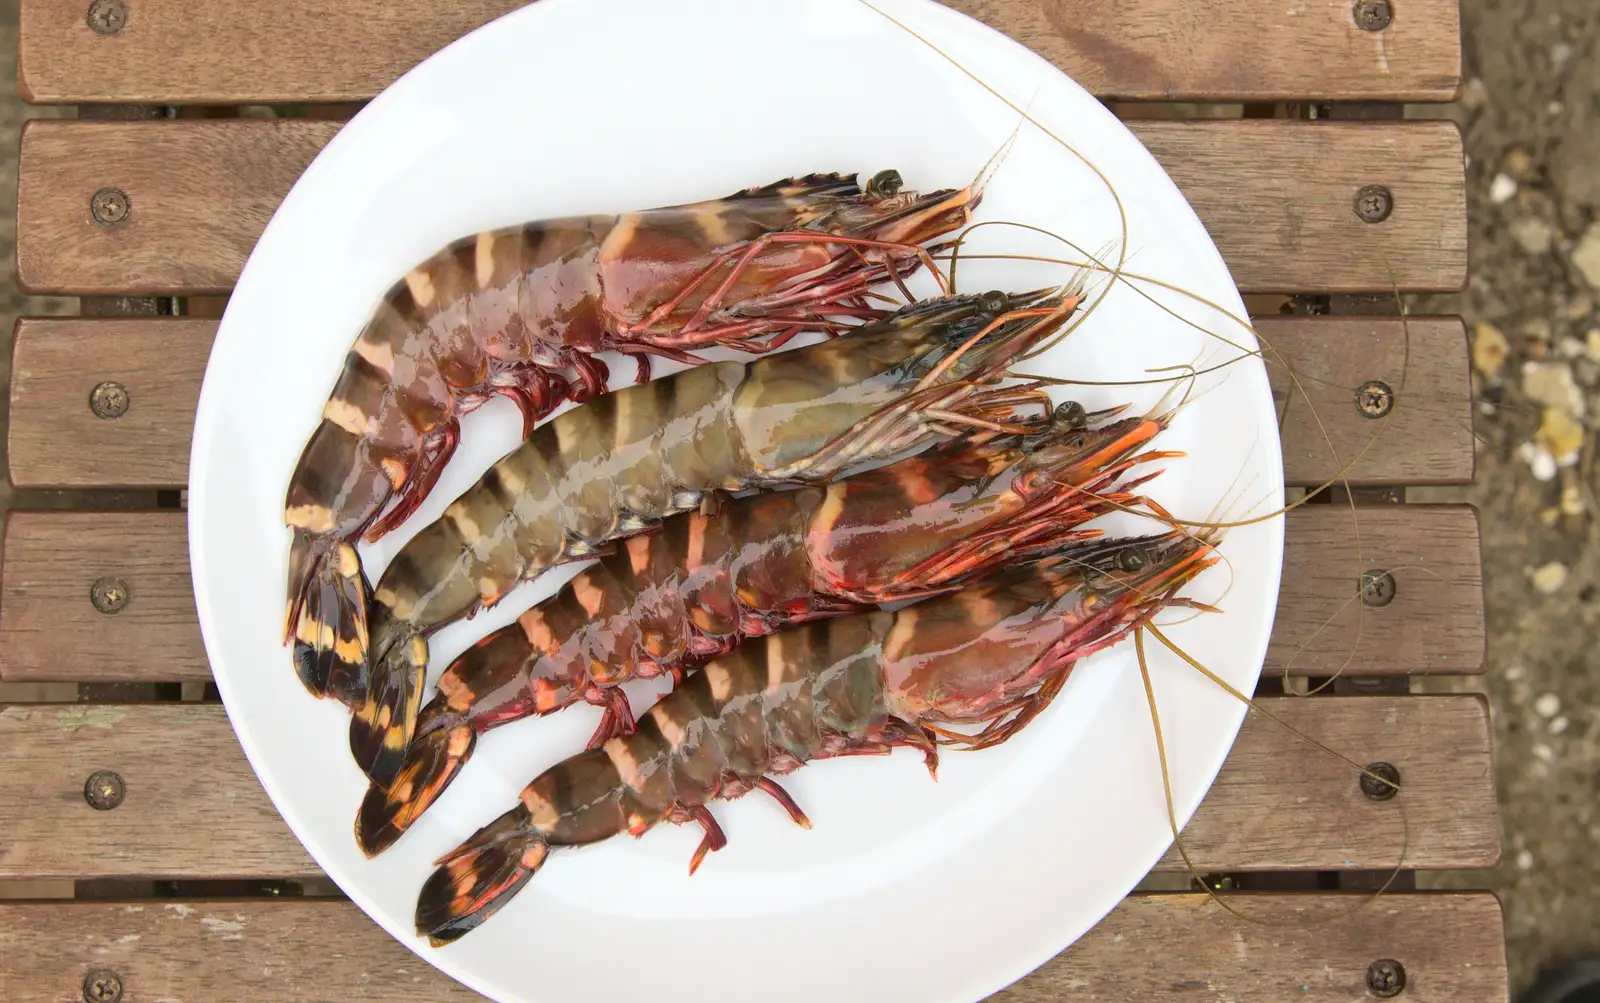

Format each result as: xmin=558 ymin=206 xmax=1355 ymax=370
xmin=584 ymin=687 xmax=638 ymax=750
xmin=678 ymin=231 xmax=949 ymax=333
xmin=685 ymin=805 xmax=728 ymax=875
xmin=365 ymin=419 xmax=460 ymax=541
xmin=621 ymin=231 xmax=944 ymax=340
xmin=756 ymin=778 xmax=812 ymax=829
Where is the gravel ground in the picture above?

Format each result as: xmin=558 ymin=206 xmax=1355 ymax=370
xmin=1404 ymin=0 xmax=1600 ymax=994
xmin=1 ymin=0 xmax=1596 ymax=993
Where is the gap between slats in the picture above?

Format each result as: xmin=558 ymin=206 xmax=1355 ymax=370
xmin=0 ymin=696 xmax=1497 ymax=878
xmin=6 ymin=315 xmax=1473 ymax=490
xmin=15 ymin=119 xmax=1467 ymax=296
xmin=0 ymin=506 xmax=1485 ymax=684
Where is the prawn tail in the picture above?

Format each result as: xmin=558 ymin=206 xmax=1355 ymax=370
xmin=285 ymin=532 xmax=370 ymax=703
xmin=416 ymin=803 xmax=549 ymax=947
xmin=355 ymin=715 xmax=476 ymax=857
xmin=350 ymin=628 xmax=429 ymax=787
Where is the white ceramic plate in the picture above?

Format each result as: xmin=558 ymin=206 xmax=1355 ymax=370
xmin=189 ymin=2 xmax=1284 ymax=1000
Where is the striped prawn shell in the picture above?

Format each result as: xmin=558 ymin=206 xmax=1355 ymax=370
xmin=513 ymin=614 xmax=895 ymax=849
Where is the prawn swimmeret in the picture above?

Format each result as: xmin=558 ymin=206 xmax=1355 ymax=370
xmin=414 ymin=529 xmax=1220 ymax=945
xmin=356 ymin=398 xmax=1183 ymax=855
xmin=285 ymin=170 xmax=979 ymax=713
xmin=345 ymin=286 xmax=1084 ymax=786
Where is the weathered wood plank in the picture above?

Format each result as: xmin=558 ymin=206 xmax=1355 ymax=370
xmin=0 ymin=696 xmax=1495 ymax=878
xmin=0 ymin=512 xmax=209 ymax=683
xmin=1265 ymin=505 xmax=1484 ymax=677
xmin=0 ymin=506 xmax=1484 ymax=684
xmin=1266 ymin=317 xmax=1473 ymax=488
xmin=15 ymin=119 xmax=1466 ymax=296
xmin=9 ymin=318 xmax=214 ymax=489
xmin=6 ymin=316 xmax=1472 ymax=490
xmin=0 ymin=893 xmax=1505 ymax=1002
xmin=19 ymin=0 xmax=1462 ymax=105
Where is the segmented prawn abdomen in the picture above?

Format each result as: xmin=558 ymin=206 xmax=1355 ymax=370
xmin=648 ymin=361 xmax=754 ymax=495
xmin=525 ymin=748 xmax=630 ymax=847
xmin=514 ymin=588 xmax=596 ymax=702
xmin=620 ymin=527 xmax=694 ymax=669
xmin=562 ymin=559 xmax=648 ymax=688
xmin=724 ymin=489 xmax=823 ymax=626
xmin=680 ymin=510 xmax=742 ymax=647
xmin=809 ymin=613 xmax=894 ymax=735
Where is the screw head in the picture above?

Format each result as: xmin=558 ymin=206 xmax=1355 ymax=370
xmin=1353 ymin=0 xmax=1393 ymax=31
xmin=82 ymin=969 xmax=124 ymax=1002
xmin=90 ymin=576 xmax=130 ymax=614
xmin=1353 ymin=184 xmax=1394 ymax=223
xmin=1355 ymin=380 xmax=1395 ymax=419
xmin=90 ymin=187 xmax=130 ymax=225
xmin=89 ymin=381 xmax=130 ymax=419
xmin=84 ymin=771 xmax=126 ymax=811
xmin=1360 ymin=569 xmax=1397 ymax=607
xmin=1360 ymin=761 xmax=1401 ymax=800
xmin=86 ymin=0 xmax=127 ymax=34
xmin=1366 ymin=958 xmax=1407 ymax=997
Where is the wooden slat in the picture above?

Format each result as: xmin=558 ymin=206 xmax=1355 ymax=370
xmin=0 ymin=506 xmax=1484 ymax=684
xmin=0 ymin=893 xmax=1505 ymax=1002
xmin=6 ymin=315 xmax=1472 ymax=490
xmin=0 ymin=513 xmax=209 ymax=683
xmin=1266 ymin=317 xmax=1473 ymax=487
xmin=9 ymin=318 xmax=214 ymax=489
xmin=19 ymin=0 xmax=1463 ymax=105
xmin=0 ymin=696 xmax=1494 ymax=879
xmin=1267 ymin=505 xmax=1483 ymax=677
xmin=15 ymin=119 xmax=1467 ymax=296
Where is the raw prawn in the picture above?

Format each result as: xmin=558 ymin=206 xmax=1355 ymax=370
xmin=285 ymin=170 xmax=978 ymax=711
xmin=356 ymin=399 xmax=1181 ymax=855
xmin=414 ymin=529 xmax=1219 ymax=945
xmin=348 ymin=286 xmax=1081 ymax=785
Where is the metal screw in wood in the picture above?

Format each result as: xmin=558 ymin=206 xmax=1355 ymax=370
xmin=90 ymin=187 xmax=130 ymax=225
xmin=1352 ymin=0 xmax=1393 ymax=31
xmin=82 ymin=969 xmax=124 ymax=1003
xmin=86 ymin=0 xmax=126 ymax=34
xmin=1360 ymin=569 xmax=1397 ymax=607
xmin=1355 ymin=380 xmax=1394 ymax=418
xmin=1366 ymin=958 xmax=1407 ymax=997
xmin=89 ymin=381 xmax=130 ymax=419
xmin=1359 ymin=761 xmax=1401 ymax=800
xmin=83 ymin=771 xmax=126 ymax=811
xmin=1353 ymin=184 xmax=1394 ymax=223
xmin=90 ymin=576 xmax=130 ymax=614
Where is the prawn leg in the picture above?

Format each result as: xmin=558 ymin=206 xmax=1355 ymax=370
xmin=365 ymin=419 xmax=460 ymax=542
xmin=756 ymin=777 xmax=812 ymax=829
xmin=684 ymin=805 xmax=728 ymax=876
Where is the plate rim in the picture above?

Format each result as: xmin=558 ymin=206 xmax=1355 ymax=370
xmin=188 ymin=2 xmax=1286 ymax=1000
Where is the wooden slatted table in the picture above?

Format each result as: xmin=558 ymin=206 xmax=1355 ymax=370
xmin=2 ymin=2 xmax=1502 ymax=1000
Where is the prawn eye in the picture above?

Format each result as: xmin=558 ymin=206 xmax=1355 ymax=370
xmin=867 ymin=169 xmax=904 ymax=197
xmin=979 ymin=290 xmax=1008 ymax=316
xmin=1117 ymin=546 xmax=1149 ymax=572
xmin=1053 ymin=400 xmax=1088 ymax=430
